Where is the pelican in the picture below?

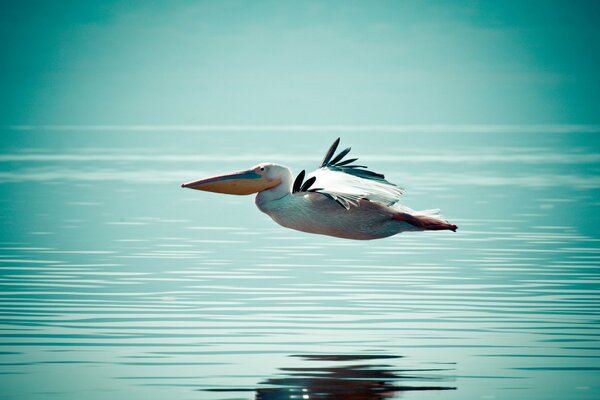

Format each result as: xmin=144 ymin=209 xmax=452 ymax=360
xmin=181 ymin=138 xmax=457 ymax=240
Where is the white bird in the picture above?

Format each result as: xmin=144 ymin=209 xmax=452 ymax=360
xmin=181 ymin=138 xmax=457 ymax=240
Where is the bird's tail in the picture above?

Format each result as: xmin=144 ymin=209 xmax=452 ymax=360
xmin=393 ymin=209 xmax=457 ymax=232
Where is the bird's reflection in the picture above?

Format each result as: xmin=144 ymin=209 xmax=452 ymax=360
xmin=207 ymin=354 xmax=455 ymax=400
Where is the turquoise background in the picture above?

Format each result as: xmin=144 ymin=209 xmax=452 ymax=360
xmin=1 ymin=1 xmax=600 ymax=125
xmin=1 ymin=2 xmax=599 ymax=399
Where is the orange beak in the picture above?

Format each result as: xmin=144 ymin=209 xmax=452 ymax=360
xmin=181 ymin=168 xmax=279 ymax=195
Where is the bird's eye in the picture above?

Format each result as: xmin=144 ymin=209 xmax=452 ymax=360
xmin=260 ymin=167 xmax=265 ymax=171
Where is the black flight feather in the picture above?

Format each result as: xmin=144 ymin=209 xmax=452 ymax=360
xmin=318 ymin=138 xmax=393 ymax=184
xmin=328 ymin=147 xmax=352 ymax=165
xmin=335 ymin=157 xmax=358 ymax=166
xmin=299 ymin=176 xmax=316 ymax=192
xmin=320 ymin=137 xmax=340 ymax=167
xmin=292 ymin=170 xmax=305 ymax=193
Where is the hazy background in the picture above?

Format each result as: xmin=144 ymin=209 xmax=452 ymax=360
xmin=1 ymin=2 xmax=600 ymax=400
xmin=1 ymin=0 xmax=600 ymax=127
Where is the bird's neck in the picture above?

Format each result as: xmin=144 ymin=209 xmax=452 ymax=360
xmin=255 ymin=169 xmax=292 ymax=210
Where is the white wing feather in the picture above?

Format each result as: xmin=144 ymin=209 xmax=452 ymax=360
xmin=292 ymin=138 xmax=404 ymax=210
xmin=306 ymin=167 xmax=403 ymax=209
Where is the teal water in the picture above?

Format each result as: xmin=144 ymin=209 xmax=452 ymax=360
xmin=0 ymin=128 xmax=599 ymax=399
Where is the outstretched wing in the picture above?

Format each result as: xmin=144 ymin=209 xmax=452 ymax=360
xmin=292 ymin=138 xmax=404 ymax=209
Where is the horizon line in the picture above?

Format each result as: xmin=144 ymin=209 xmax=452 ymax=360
xmin=5 ymin=124 xmax=600 ymax=133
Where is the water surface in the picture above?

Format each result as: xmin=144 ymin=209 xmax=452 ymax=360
xmin=0 ymin=128 xmax=599 ymax=399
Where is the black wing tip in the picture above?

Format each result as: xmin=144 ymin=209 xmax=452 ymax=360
xmin=299 ymin=176 xmax=317 ymax=192
xmin=318 ymin=138 xmax=393 ymax=184
xmin=320 ymin=137 xmax=341 ymax=168
xmin=329 ymin=147 xmax=352 ymax=166
xmin=293 ymin=171 xmax=318 ymax=194
xmin=292 ymin=170 xmax=306 ymax=193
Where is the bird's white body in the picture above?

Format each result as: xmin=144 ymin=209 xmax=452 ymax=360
xmin=181 ymin=138 xmax=457 ymax=240
xmin=257 ymin=191 xmax=417 ymax=240
xmin=254 ymin=167 xmax=419 ymax=239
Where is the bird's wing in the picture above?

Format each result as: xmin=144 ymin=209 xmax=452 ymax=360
xmin=292 ymin=138 xmax=404 ymax=209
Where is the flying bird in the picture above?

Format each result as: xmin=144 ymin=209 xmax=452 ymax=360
xmin=181 ymin=138 xmax=457 ymax=240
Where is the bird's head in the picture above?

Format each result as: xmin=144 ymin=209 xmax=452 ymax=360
xmin=181 ymin=163 xmax=287 ymax=195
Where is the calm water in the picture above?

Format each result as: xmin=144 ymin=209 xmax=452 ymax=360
xmin=0 ymin=128 xmax=599 ymax=399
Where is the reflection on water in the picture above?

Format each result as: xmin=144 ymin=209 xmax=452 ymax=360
xmin=0 ymin=130 xmax=599 ymax=400
xmin=228 ymin=354 xmax=455 ymax=400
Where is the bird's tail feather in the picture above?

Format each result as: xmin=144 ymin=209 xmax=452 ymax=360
xmin=393 ymin=209 xmax=457 ymax=232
